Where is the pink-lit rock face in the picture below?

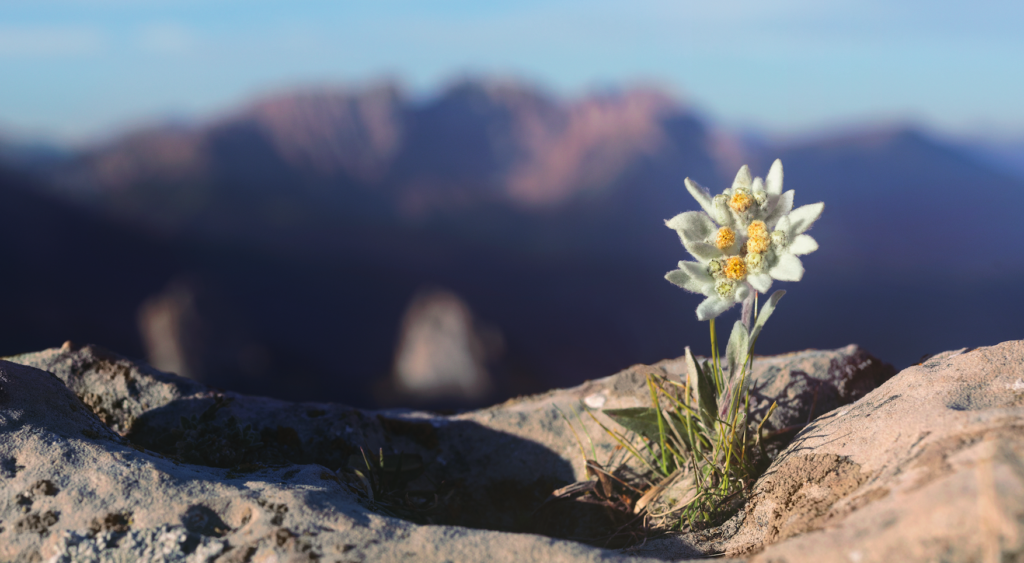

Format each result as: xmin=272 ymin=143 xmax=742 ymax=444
xmin=56 ymin=80 xmax=692 ymax=212
xmin=503 ymin=88 xmax=675 ymax=206
xmin=248 ymin=83 xmax=404 ymax=181
xmin=72 ymin=127 xmax=208 ymax=193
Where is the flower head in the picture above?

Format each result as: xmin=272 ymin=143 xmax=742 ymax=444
xmin=714 ymin=227 xmax=736 ymax=250
xmin=664 ymin=159 xmax=822 ymax=320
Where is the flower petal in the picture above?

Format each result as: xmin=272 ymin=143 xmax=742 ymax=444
xmin=768 ymin=254 xmax=805 ymax=282
xmin=766 ymin=159 xmax=783 ymax=196
xmin=751 ymin=177 xmax=764 ymax=192
xmin=684 ymin=178 xmax=716 ymax=217
xmin=732 ymin=165 xmax=752 ymax=190
xmin=679 ymin=260 xmax=714 ymax=284
xmin=788 ymin=234 xmax=819 ymax=256
xmin=734 ymin=283 xmax=750 ymax=302
xmin=665 ymin=269 xmax=707 ymax=294
xmin=747 ymin=273 xmax=774 ymax=293
xmin=683 ymin=241 xmax=723 ymax=262
xmin=775 ymin=215 xmax=791 ymax=236
xmin=697 ymin=296 xmax=734 ymax=321
xmin=665 ymin=211 xmax=717 ymax=243
xmin=765 ymin=190 xmax=795 ymax=228
xmin=787 ymin=202 xmax=824 ymax=235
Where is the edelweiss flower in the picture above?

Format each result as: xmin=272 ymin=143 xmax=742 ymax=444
xmin=664 ymin=209 xmax=751 ymax=320
xmin=683 ymin=160 xmax=794 ymax=233
xmin=763 ymin=202 xmax=824 ymax=282
xmin=665 ymin=257 xmax=752 ymax=321
xmin=664 ymin=159 xmax=822 ymax=321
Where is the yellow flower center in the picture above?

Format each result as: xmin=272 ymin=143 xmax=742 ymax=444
xmin=714 ymin=227 xmax=735 ymax=250
xmin=747 ymin=234 xmax=770 ymax=254
xmin=724 ymin=256 xmax=747 ymax=280
xmin=748 ymin=220 xmax=768 ymax=239
xmin=729 ymin=190 xmax=753 ymax=213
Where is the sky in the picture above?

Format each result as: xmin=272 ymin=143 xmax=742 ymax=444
xmin=2 ymin=0 xmax=1023 ymax=143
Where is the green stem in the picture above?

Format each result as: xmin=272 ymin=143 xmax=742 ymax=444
xmin=709 ymin=318 xmax=722 ymax=393
xmin=648 ymin=375 xmax=670 ymax=474
xmin=584 ymin=410 xmax=660 ymax=474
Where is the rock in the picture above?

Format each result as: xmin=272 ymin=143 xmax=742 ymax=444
xmin=1 ymin=342 xmax=892 ymax=562
xmin=629 ymin=340 xmax=1024 ymax=562
xmin=386 ymin=288 xmax=499 ymax=405
xmin=7 ymin=343 xmax=205 ymax=435
xmin=137 ymin=277 xmax=208 ymax=382
xmin=742 ymin=341 xmax=1024 ymax=562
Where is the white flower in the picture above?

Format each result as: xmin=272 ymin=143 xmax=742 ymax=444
xmin=666 ymin=258 xmax=752 ymax=321
xmin=664 ymin=210 xmax=752 ymax=320
xmin=764 ymin=202 xmax=824 ymax=282
xmin=664 ymin=159 xmax=822 ymax=321
xmin=683 ymin=160 xmax=794 ymax=234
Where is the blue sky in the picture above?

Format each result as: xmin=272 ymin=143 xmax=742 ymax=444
xmin=2 ymin=0 xmax=1023 ymax=143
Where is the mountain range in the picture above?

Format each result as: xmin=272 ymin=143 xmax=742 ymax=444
xmin=1 ymin=78 xmax=1021 ymax=408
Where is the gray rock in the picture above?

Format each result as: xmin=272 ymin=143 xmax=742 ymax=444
xmin=1 ymin=342 xmax=893 ymax=562
xmin=630 ymin=340 xmax=1024 ymax=562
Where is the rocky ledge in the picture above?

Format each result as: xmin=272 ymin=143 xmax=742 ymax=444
xmin=1 ymin=340 xmax=1020 ymax=562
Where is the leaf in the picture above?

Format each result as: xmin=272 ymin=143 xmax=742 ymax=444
xmin=666 ymin=211 xmax=717 ymax=244
xmin=684 ymin=178 xmax=716 ymax=217
xmin=749 ymin=290 xmax=786 ymax=351
xmin=788 ymin=234 xmax=819 ymax=256
xmin=603 ymin=407 xmax=664 ymax=445
xmin=747 ymin=273 xmax=773 ymax=293
xmin=774 ymin=215 xmax=791 ymax=237
xmin=679 ymin=261 xmax=714 ymax=287
xmin=732 ymin=165 xmax=752 ymax=190
xmin=603 ymin=406 xmax=700 ymax=455
xmin=751 ymin=176 xmax=764 ymax=193
xmin=765 ymin=190 xmax=795 ymax=228
xmin=787 ymin=202 xmax=825 ymax=235
xmin=665 ymin=269 xmax=705 ymax=294
xmin=725 ymin=320 xmax=749 ymax=387
xmin=696 ymin=295 xmax=732 ymax=321
xmin=687 ymin=347 xmax=718 ymax=430
xmin=741 ymin=294 xmax=754 ymax=330
xmin=766 ymin=159 xmax=784 ymax=196
xmin=683 ymin=240 xmax=723 ymax=263
xmin=768 ymin=254 xmax=804 ymax=282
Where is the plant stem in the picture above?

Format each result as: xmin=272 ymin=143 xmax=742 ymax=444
xmin=648 ymin=375 xmax=671 ymax=474
xmin=709 ymin=318 xmax=722 ymax=392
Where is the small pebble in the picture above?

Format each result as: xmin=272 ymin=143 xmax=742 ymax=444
xmin=583 ymin=392 xmax=606 ymax=409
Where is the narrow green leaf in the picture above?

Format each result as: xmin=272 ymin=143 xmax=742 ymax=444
xmin=749 ymin=290 xmax=786 ymax=352
xmin=684 ymin=346 xmax=700 ymax=393
xmin=647 ymin=375 xmax=670 ymax=473
xmin=686 ymin=347 xmax=718 ymax=431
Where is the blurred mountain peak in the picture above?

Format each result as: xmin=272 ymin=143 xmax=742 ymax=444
xmin=49 ymin=78 xmax=703 ymax=219
xmin=241 ymin=81 xmax=406 ymax=181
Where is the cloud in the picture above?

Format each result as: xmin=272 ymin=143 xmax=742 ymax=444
xmin=0 ymin=25 xmax=106 ymax=57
